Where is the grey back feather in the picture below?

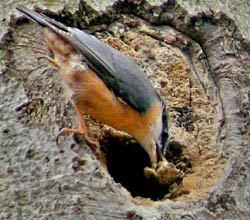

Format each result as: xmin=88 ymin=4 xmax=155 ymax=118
xmin=70 ymin=29 xmax=159 ymax=113
xmin=16 ymin=5 xmax=159 ymax=113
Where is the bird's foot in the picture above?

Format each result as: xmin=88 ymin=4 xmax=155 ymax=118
xmin=37 ymin=55 xmax=60 ymax=68
xmin=56 ymin=128 xmax=86 ymax=145
xmin=56 ymin=128 xmax=100 ymax=153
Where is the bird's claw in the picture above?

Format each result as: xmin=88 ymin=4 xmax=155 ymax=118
xmin=56 ymin=128 xmax=86 ymax=146
xmin=55 ymin=128 xmax=99 ymax=151
xmin=37 ymin=55 xmax=60 ymax=68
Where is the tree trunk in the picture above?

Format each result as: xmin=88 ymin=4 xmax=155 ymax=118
xmin=0 ymin=0 xmax=249 ymax=219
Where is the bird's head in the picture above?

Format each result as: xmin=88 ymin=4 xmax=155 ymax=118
xmin=136 ymin=100 xmax=169 ymax=167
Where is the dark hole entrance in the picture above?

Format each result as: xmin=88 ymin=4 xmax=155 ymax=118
xmin=99 ymin=134 xmax=188 ymax=200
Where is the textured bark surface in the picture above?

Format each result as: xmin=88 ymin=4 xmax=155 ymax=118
xmin=0 ymin=0 xmax=249 ymax=219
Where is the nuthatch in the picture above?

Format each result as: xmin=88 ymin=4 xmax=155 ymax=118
xmin=16 ymin=6 xmax=171 ymax=169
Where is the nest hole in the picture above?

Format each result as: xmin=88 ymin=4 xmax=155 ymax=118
xmin=99 ymin=134 xmax=190 ymax=201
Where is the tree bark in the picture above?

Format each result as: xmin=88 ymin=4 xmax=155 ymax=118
xmin=0 ymin=0 xmax=249 ymax=219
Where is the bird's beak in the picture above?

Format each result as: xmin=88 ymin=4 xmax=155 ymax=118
xmin=144 ymin=141 xmax=164 ymax=167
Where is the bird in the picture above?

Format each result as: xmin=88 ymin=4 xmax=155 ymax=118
xmin=16 ymin=5 xmax=171 ymax=170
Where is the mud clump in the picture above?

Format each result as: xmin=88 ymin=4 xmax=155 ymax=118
xmin=165 ymin=141 xmax=192 ymax=172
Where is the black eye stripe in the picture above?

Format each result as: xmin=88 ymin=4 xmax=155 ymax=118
xmin=159 ymin=102 xmax=169 ymax=155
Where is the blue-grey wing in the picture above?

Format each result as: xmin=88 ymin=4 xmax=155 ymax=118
xmin=16 ymin=5 xmax=159 ymax=113
xmin=70 ymin=29 xmax=159 ymax=113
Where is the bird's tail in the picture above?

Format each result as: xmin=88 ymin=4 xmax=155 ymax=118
xmin=16 ymin=5 xmax=69 ymax=36
xmin=16 ymin=5 xmax=77 ymax=64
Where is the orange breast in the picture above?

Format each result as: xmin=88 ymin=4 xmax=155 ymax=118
xmin=41 ymin=28 xmax=162 ymax=140
xmin=65 ymin=69 xmax=162 ymax=139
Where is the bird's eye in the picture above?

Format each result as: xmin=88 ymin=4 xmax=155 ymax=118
xmin=162 ymin=130 xmax=169 ymax=139
xmin=162 ymin=130 xmax=169 ymax=144
xmin=160 ymin=129 xmax=169 ymax=155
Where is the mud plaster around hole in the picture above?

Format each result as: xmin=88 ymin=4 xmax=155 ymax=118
xmin=95 ymin=16 xmax=222 ymax=201
xmin=6 ymin=13 xmax=222 ymax=202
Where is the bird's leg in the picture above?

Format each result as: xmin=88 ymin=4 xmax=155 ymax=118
xmin=56 ymin=102 xmax=87 ymax=145
xmin=37 ymin=55 xmax=60 ymax=68
xmin=56 ymin=100 xmax=99 ymax=153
